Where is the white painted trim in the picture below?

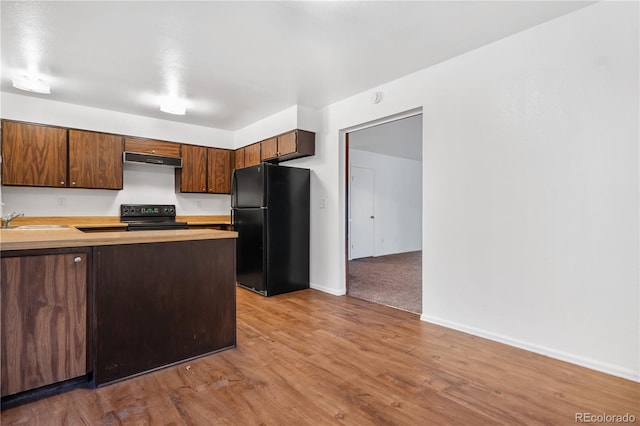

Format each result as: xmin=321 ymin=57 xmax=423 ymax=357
xmin=310 ymin=282 xmax=346 ymax=296
xmin=421 ymin=314 xmax=640 ymax=383
xmin=344 ymin=107 xmax=423 ymax=134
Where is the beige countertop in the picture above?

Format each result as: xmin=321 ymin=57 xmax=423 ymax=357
xmin=6 ymin=215 xmax=231 ymax=229
xmin=0 ymin=227 xmax=237 ymax=251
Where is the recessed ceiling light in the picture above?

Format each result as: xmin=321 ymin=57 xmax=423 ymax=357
xmin=12 ymin=75 xmax=51 ymax=94
xmin=160 ymin=98 xmax=186 ymax=115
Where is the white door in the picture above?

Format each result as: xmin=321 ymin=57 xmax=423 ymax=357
xmin=349 ymin=166 xmax=375 ymax=259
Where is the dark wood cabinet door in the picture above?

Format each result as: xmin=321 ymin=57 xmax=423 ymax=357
xmin=1 ymin=252 xmax=87 ymax=397
xmin=68 ymin=130 xmax=123 ymax=190
xmin=244 ymin=142 xmax=261 ymax=167
xmin=94 ymin=240 xmax=236 ymax=385
xmin=260 ymin=137 xmax=278 ymax=161
xmin=277 ymin=132 xmax=297 ymax=156
xmin=179 ymin=144 xmax=207 ymax=192
xmin=234 ymin=148 xmax=245 ymax=170
xmin=275 ymin=130 xmax=315 ymax=162
xmin=1 ymin=121 xmax=67 ymax=187
xmin=208 ymin=148 xmax=232 ymax=194
xmin=124 ymin=137 xmax=181 ymax=157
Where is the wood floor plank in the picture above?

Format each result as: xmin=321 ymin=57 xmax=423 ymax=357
xmin=2 ymin=288 xmax=638 ymax=425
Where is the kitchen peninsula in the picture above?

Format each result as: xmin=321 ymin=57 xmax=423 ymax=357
xmin=0 ymin=224 xmax=237 ymax=406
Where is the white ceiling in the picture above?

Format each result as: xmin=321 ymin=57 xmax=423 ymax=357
xmin=1 ymin=1 xmax=593 ymax=131
xmin=350 ymin=114 xmax=423 ymax=161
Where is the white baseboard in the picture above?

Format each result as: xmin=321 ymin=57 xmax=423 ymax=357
xmin=309 ymin=283 xmax=346 ymax=296
xmin=421 ymin=314 xmax=640 ymax=383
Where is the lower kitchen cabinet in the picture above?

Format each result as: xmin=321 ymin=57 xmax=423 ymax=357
xmin=93 ymin=239 xmax=236 ymax=385
xmin=0 ymin=249 xmax=89 ymax=397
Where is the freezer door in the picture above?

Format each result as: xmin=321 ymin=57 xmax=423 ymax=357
xmin=231 ymin=164 xmax=266 ymax=208
xmin=234 ymin=208 xmax=266 ymax=293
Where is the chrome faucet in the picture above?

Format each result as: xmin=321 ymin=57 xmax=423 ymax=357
xmin=1 ymin=212 xmax=24 ymax=228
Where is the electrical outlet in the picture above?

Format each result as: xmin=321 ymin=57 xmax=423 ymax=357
xmin=56 ymin=197 xmax=66 ymax=207
xmin=319 ymin=198 xmax=327 ymax=209
xmin=196 ymin=201 xmax=202 ymax=209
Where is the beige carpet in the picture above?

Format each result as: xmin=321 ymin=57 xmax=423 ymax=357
xmin=347 ymin=251 xmax=422 ymax=314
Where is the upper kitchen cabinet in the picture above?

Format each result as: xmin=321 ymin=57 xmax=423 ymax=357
xmin=68 ymin=129 xmax=123 ymax=190
xmin=177 ymin=144 xmax=207 ymax=193
xmin=234 ymin=148 xmax=245 ymax=170
xmin=260 ymin=137 xmax=278 ymax=162
xmin=208 ymin=148 xmax=232 ymax=193
xmin=1 ymin=121 xmax=67 ymax=187
xmin=124 ymin=137 xmax=181 ymax=157
xmin=177 ymin=145 xmax=233 ymax=194
xmin=260 ymin=130 xmax=315 ymax=163
xmin=244 ymin=142 xmax=261 ymax=168
xmin=1 ymin=121 xmax=124 ymax=190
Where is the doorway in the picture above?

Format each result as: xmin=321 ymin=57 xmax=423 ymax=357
xmin=345 ymin=113 xmax=423 ymax=314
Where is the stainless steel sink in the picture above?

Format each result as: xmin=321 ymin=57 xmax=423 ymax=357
xmin=9 ymin=225 xmax=70 ymax=230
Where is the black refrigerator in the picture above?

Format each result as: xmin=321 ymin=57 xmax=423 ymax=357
xmin=231 ymin=162 xmax=310 ymax=296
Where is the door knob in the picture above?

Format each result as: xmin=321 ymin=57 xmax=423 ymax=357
xmin=74 ymin=256 xmax=82 ymax=263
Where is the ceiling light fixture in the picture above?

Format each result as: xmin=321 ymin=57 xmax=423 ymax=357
xmin=12 ymin=75 xmax=51 ymax=94
xmin=160 ymin=98 xmax=187 ymax=115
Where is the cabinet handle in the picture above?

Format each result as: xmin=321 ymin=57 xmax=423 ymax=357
xmin=74 ymin=256 xmax=82 ymax=263
xmin=71 ymin=182 xmax=76 ymax=186
xmin=202 ymin=188 xmax=206 ymax=191
xmin=60 ymin=181 xmax=65 ymax=185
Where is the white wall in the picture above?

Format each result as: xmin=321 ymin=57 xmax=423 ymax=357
xmin=421 ymin=1 xmax=638 ymax=382
xmin=0 ymin=93 xmax=234 ymax=215
xmin=233 ymin=104 xmax=321 ymax=148
xmin=349 ymin=149 xmax=422 ymax=257
xmin=307 ymin=1 xmax=638 ymax=381
xmin=1 ymin=1 xmax=636 ymax=381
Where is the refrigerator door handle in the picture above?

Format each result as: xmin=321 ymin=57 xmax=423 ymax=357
xmin=231 ymin=169 xmax=238 ymax=208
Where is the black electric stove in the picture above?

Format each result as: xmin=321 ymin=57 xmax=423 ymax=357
xmin=120 ymin=204 xmax=188 ymax=231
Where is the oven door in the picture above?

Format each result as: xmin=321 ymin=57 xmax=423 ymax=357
xmin=126 ymin=221 xmax=188 ymax=231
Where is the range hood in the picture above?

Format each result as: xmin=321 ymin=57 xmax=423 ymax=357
xmin=123 ymin=151 xmax=182 ymax=168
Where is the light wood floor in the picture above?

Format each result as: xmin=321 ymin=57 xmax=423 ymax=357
xmin=2 ymin=288 xmax=638 ymax=425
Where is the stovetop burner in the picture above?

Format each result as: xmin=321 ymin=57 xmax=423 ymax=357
xmin=120 ymin=204 xmax=188 ymax=231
